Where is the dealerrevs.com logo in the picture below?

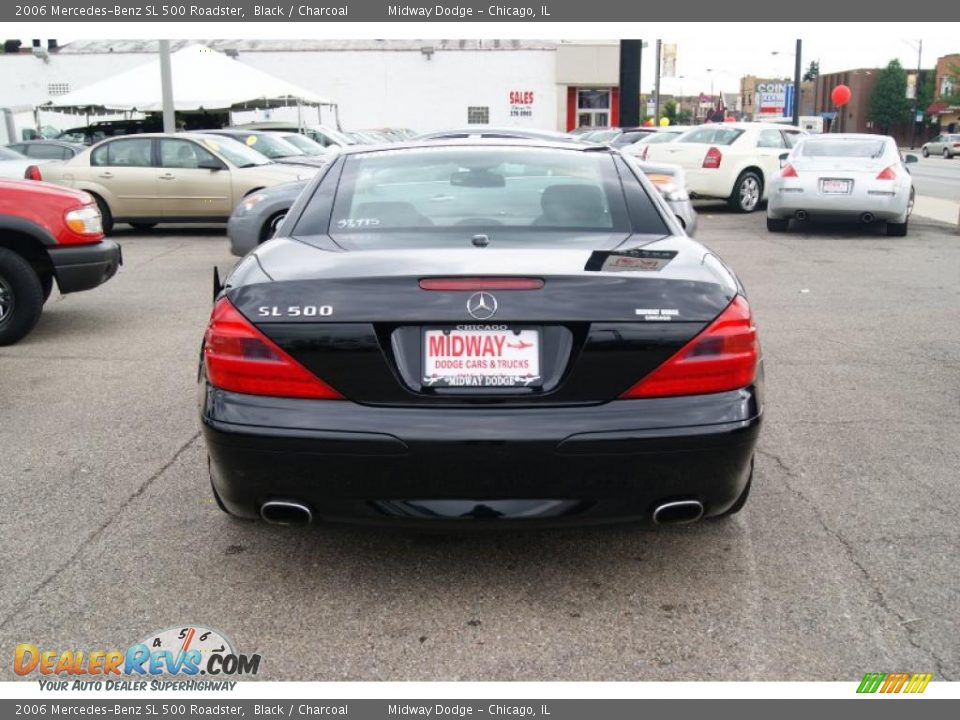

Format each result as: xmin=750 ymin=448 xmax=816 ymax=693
xmin=14 ymin=626 xmax=261 ymax=690
xmin=856 ymin=672 xmax=933 ymax=694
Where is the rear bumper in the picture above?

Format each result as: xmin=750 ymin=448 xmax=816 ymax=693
xmin=768 ymin=183 xmax=911 ymax=221
xmin=668 ymin=199 xmax=698 ymax=235
xmin=201 ymin=382 xmax=763 ymax=527
xmin=49 ymin=240 xmax=122 ymax=294
xmin=227 ymin=211 xmax=259 ymax=258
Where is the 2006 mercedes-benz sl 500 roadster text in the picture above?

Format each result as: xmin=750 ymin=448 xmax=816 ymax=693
xmin=199 ymin=140 xmax=764 ymax=528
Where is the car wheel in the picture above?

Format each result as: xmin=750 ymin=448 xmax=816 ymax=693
xmin=91 ymin=194 xmax=114 ymax=236
xmin=886 ymin=219 xmax=908 ymax=237
xmin=0 ymin=248 xmax=44 ymax=346
xmin=261 ymin=211 xmax=287 ymax=243
xmin=766 ymin=217 xmax=789 ymax=232
xmin=907 ymin=187 xmax=916 ymax=216
xmin=129 ymin=222 xmax=157 ymax=232
xmin=944 ymin=148 xmax=951 ymax=159
xmin=729 ymin=171 xmax=762 ymax=213
xmin=921 ymin=147 xmax=929 ymax=158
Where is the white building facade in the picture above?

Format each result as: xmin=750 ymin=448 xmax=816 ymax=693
xmin=2 ymin=40 xmax=562 ymax=135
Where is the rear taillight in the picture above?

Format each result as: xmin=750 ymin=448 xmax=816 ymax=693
xmin=781 ymin=163 xmax=798 ymax=178
xmin=953 ymin=143 xmax=960 ymax=148
xmin=203 ymin=298 xmax=343 ymax=400
xmin=702 ymin=146 xmax=722 ymax=169
xmin=876 ymin=165 xmax=897 ymax=180
xmin=619 ymin=295 xmax=758 ymax=399
xmin=24 ymin=165 xmax=42 ymax=181
xmin=419 ymin=278 xmax=544 ymax=291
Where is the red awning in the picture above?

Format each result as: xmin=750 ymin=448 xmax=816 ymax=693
xmin=926 ymin=101 xmax=949 ymax=115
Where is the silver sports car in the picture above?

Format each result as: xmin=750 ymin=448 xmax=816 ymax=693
xmin=767 ymin=134 xmax=917 ymax=237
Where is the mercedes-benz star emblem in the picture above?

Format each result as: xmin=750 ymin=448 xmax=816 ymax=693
xmin=466 ymin=292 xmax=498 ymax=320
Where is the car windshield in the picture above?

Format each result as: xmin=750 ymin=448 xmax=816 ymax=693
xmin=641 ymin=132 xmax=682 ymax=145
xmin=0 ymin=147 xmax=24 ymax=160
xmin=318 ymin=146 xmax=639 ymax=248
xmin=584 ymin=129 xmax=621 ymax=143
xmin=231 ymin=133 xmax=305 ymax=159
xmin=800 ymin=139 xmax=886 ymax=158
xmin=199 ymin=136 xmax=272 ymax=167
xmin=677 ymin=127 xmax=744 ymax=145
xmin=281 ymin=134 xmax=327 ymax=155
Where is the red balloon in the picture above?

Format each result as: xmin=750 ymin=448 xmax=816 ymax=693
xmin=643 ymin=118 xmax=655 ymax=127
xmin=831 ymin=85 xmax=851 ymax=107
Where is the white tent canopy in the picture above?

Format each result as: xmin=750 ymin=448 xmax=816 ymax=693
xmin=41 ymin=44 xmax=335 ymax=114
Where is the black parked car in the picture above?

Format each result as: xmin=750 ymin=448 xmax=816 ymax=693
xmin=200 ymin=139 xmax=762 ymax=528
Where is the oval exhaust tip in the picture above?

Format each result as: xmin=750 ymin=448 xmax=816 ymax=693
xmin=653 ymin=500 xmax=704 ymax=525
xmin=260 ymin=500 xmax=313 ymax=526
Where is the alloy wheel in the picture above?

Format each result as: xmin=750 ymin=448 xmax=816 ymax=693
xmin=739 ymin=176 xmax=760 ymax=211
xmin=0 ymin=275 xmax=13 ymax=327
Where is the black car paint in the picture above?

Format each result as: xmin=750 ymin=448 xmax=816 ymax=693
xmin=200 ymin=140 xmax=762 ymax=527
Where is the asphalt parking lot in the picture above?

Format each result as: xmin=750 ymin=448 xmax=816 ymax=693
xmin=1 ymin=210 xmax=957 ymax=681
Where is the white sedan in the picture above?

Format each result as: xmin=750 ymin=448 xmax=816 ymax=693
xmin=642 ymin=122 xmax=808 ymax=212
xmin=0 ymin=146 xmax=56 ymax=179
xmin=767 ymin=134 xmax=916 ymax=236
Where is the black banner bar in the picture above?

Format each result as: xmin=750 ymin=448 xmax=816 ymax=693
xmin=1 ymin=0 xmax=946 ymax=22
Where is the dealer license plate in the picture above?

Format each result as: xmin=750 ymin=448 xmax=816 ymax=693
xmin=423 ymin=328 xmax=541 ymax=388
xmin=820 ymin=178 xmax=852 ymax=194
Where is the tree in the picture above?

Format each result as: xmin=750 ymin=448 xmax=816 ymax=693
xmin=868 ymin=59 xmax=912 ymax=133
xmin=677 ymin=108 xmax=693 ymax=125
xmin=664 ymin=99 xmax=678 ymax=124
xmin=802 ymin=60 xmax=820 ymax=82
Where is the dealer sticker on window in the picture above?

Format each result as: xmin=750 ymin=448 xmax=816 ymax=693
xmin=423 ymin=328 xmax=541 ymax=388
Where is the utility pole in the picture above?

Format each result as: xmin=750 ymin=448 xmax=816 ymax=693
xmin=159 ymin=40 xmax=175 ymax=133
xmin=911 ymin=39 xmax=923 ymax=148
xmin=619 ymin=40 xmax=643 ymax=128
xmin=654 ymin=39 xmax=662 ymax=127
xmin=793 ymin=39 xmax=802 ymax=127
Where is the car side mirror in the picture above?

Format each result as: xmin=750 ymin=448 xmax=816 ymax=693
xmin=198 ymin=159 xmax=226 ymax=171
xmin=903 ymin=154 xmax=918 ymax=164
xmin=778 ymin=152 xmax=790 ymax=168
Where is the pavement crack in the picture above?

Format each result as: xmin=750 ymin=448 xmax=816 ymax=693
xmin=757 ymin=448 xmax=953 ymax=680
xmin=0 ymin=432 xmax=201 ymax=632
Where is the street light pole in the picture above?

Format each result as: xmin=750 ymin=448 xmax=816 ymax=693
xmin=793 ymin=39 xmax=802 ymax=127
xmin=911 ymin=39 xmax=923 ymax=148
xmin=654 ymin=39 xmax=662 ymax=127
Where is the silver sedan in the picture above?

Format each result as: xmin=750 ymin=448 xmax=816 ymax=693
xmin=767 ymin=134 xmax=917 ymax=237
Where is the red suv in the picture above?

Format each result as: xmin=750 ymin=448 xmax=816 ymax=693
xmin=0 ymin=179 xmax=121 ymax=345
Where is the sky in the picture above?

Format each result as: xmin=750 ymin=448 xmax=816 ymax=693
xmin=620 ymin=22 xmax=957 ymax=97
xmin=16 ymin=21 xmax=959 ymax=97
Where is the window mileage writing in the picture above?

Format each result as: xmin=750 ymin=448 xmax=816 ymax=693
xmin=17 ymin=4 xmax=246 ymax=16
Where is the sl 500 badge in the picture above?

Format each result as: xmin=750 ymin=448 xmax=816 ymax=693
xmin=257 ymin=305 xmax=333 ymax=318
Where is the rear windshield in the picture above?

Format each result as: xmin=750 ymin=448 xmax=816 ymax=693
xmin=676 ymin=127 xmax=744 ymax=145
xmin=800 ymin=139 xmax=886 ymax=158
xmin=322 ymin=146 xmax=637 ymax=247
